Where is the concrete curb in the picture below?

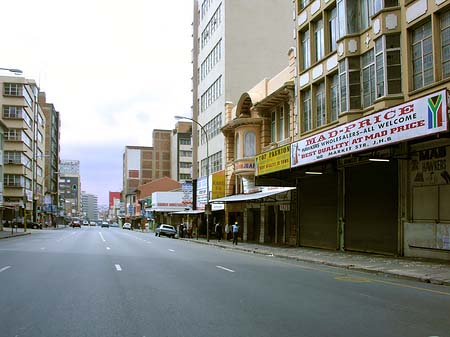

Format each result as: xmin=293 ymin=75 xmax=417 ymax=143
xmin=0 ymin=232 xmax=31 ymax=240
xmin=182 ymin=239 xmax=450 ymax=287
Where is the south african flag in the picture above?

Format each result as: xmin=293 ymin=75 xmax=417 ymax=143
xmin=428 ymin=94 xmax=443 ymax=129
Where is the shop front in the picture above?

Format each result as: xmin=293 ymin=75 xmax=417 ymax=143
xmin=290 ymin=89 xmax=448 ymax=256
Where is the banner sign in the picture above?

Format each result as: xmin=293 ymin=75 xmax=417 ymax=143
xmin=291 ymin=90 xmax=449 ymax=168
xmin=255 ymin=144 xmax=291 ymax=176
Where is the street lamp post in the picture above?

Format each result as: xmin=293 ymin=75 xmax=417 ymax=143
xmin=174 ymin=115 xmax=210 ymax=242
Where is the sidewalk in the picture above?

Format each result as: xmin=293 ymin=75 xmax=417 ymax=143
xmin=182 ymin=237 xmax=450 ymax=286
xmin=0 ymin=228 xmax=31 ymax=239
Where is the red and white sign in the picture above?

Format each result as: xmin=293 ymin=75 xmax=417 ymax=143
xmin=291 ymin=90 xmax=449 ymax=168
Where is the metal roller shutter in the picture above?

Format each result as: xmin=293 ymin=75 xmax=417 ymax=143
xmin=345 ymin=162 xmax=398 ymax=254
xmin=299 ymin=174 xmax=338 ymax=249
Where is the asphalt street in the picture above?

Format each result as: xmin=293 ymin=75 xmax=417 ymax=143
xmin=0 ymin=227 xmax=449 ymax=337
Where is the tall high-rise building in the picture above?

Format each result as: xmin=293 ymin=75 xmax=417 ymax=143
xmin=38 ymin=92 xmax=60 ymax=223
xmin=191 ymin=0 xmax=294 ymax=185
xmin=59 ymin=160 xmax=81 ymax=218
xmin=81 ymin=192 xmax=99 ymax=221
xmin=0 ymin=71 xmax=46 ymax=223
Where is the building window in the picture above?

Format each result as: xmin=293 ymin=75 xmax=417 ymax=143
xmin=244 ymin=131 xmax=256 ymax=157
xmin=180 ymin=150 xmax=192 ymax=157
xmin=22 ymin=132 xmax=32 ymax=148
xmin=3 ymin=106 xmax=23 ymax=119
xmin=201 ymin=40 xmax=222 ymax=81
xmin=361 ymin=49 xmax=375 ymax=108
xmin=4 ymin=174 xmax=24 ymax=187
xmin=386 ymin=34 xmax=401 ymax=95
xmin=441 ymin=10 xmax=450 ymax=79
xmin=330 ymin=74 xmax=339 ymax=122
xmin=180 ymin=138 xmax=191 ymax=146
xmin=179 ymin=173 xmax=191 ymax=180
xmin=3 ymin=83 xmax=22 ymax=96
xmin=348 ymin=57 xmax=361 ymax=110
xmin=412 ymin=21 xmax=433 ymax=90
xmin=299 ymin=0 xmax=310 ymax=11
xmin=374 ymin=0 xmax=398 ymax=14
xmin=314 ymin=18 xmax=324 ymax=62
xmin=339 ymin=61 xmax=348 ymax=112
xmin=4 ymin=151 xmax=21 ymax=164
xmin=200 ymin=76 xmax=222 ymax=112
xmin=301 ymin=29 xmax=310 ymax=70
xmin=201 ymin=3 xmax=221 ymax=49
xmin=360 ymin=0 xmax=374 ymax=30
xmin=279 ymin=107 xmax=285 ymax=140
xmin=271 ymin=111 xmax=276 ymax=142
xmin=328 ymin=7 xmax=338 ymax=52
xmin=302 ymin=89 xmax=312 ymax=132
xmin=5 ymin=129 xmax=21 ymax=141
xmin=180 ymin=162 xmax=192 ymax=168
xmin=315 ymin=81 xmax=326 ymax=127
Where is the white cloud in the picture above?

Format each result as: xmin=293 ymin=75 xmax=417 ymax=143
xmin=1 ymin=0 xmax=193 ymax=204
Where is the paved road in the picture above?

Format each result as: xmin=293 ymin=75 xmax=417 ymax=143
xmin=0 ymin=227 xmax=449 ymax=337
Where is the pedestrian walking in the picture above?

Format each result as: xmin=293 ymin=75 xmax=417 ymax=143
xmin=232 ymin=221 xmax=239 ymax=245
xmin=215 ymin=222 xmax=222 ymax=242
xmin=224 ymin=223 xmax=230 ymax=240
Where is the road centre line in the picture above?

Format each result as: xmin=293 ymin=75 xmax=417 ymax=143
xmin=0 ymin=266 xmax=11 ymax=273
xmin=106 ymin=247 xmax=111 ymax=250
xmin=168 ymin=249 xmax=175 ymax=252
xmin=115 ymin=264 xmax=122 ymax=271
xmin=56 ymin=232 xmax=77 ymax=242
xmin=98 ymin=232 xmax=106 ymax=242
xmin=216 ymin=265 xmax=235 ymax=273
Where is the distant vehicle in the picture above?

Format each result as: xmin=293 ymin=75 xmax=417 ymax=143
xmin=72 ymin=220 xmax=81 ymax=228
xmin=123 ymin=222 xmax=131 ymax=230
xmin=155 ymin=224 xmax=176 ymax=238
xmin=90 ymin=221 xmax=96 ymax=226
xmin=101 ymin=221 xmax=109 ymax=228
xmin=82 ymin=220 xmax=89 ymax=226
xmin=110 ymin=222 xmax=119 ymax=227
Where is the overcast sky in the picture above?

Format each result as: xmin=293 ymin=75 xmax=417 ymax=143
xmin=1 ymin=0 xmax=193 ymax=205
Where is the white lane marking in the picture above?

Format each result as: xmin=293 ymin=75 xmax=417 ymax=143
xmin=146 ymin=241 xmax=152 ymax=244
xmin=216 ymin=265 xmax=235 ymax=273
xmin=106 ymin=247 xmax=111 ymax=250
xmin=115 ymin=264 xmax=122 ymax=271
xmin=168 ymin=249 xmax=175 ymax=252
xmin=0 ymin=266 xmax=11 ymax=273
xmin=56 ymin=232 xmax=77 ymax=242
xmin=40 ymin=247 xmax=46 ymax=250
xmin=98 ymin=232 xmax=106 ymax=242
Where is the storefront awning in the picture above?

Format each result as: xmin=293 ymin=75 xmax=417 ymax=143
xmin=210 ymin=187 xmax=295 ymax=203
xmin=149 ymin=208 xmax=186 ymax=213
xmin=170 ymin=210 xmax=205 ymax=215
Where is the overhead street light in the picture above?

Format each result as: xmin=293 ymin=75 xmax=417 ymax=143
xmin=0 ymin=67 xmax=23 ymax=74
xmin=174 ymin=115 xmax=211 ymax=242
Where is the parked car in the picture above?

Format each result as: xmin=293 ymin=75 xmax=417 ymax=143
xmin=90 ymin=221 xmax=96 ymax=226
xmin=82 ymin=220 xmax=89 ymax=226
xmin=72 ymin=220 xmax=81 ymax=228
xmin=123 ymin=222 xmax=131 ymax=230
xmin=101 ymin=221 xmax=109 ymax=228
xmin=155 ymin=224 xmax=177 ymax=238
xmin=110 ymin=222 xmax=119 ymax=227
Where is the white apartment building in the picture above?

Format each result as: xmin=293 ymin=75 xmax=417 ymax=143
xmin=192 ymin=0 xmax=294 ymax=185
xmin=81 ymin=191 xmax=99 ymax=221
xmin=170 ymin=121 xmax=193 ymax=182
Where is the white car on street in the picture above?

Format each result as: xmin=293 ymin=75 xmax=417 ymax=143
xmin=123 ymin=222 xmax=131 ymax=230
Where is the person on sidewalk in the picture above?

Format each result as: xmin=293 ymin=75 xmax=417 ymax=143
xmin=232 ymin=221 xmax=239 ymax=245
xmin=215 ymin=222 xmax=222 ymax=242
xmin=224 ymin=223 xmax=230 ymax=240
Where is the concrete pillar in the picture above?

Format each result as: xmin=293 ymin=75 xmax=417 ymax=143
xmin=259 ymin=204 xmax=266 ymax=243
xmin=243 ymin=208 xmax=248 ymax=241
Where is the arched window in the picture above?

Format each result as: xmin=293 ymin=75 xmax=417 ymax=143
xmin=244 ymin=131 xmax=256 ymax=157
